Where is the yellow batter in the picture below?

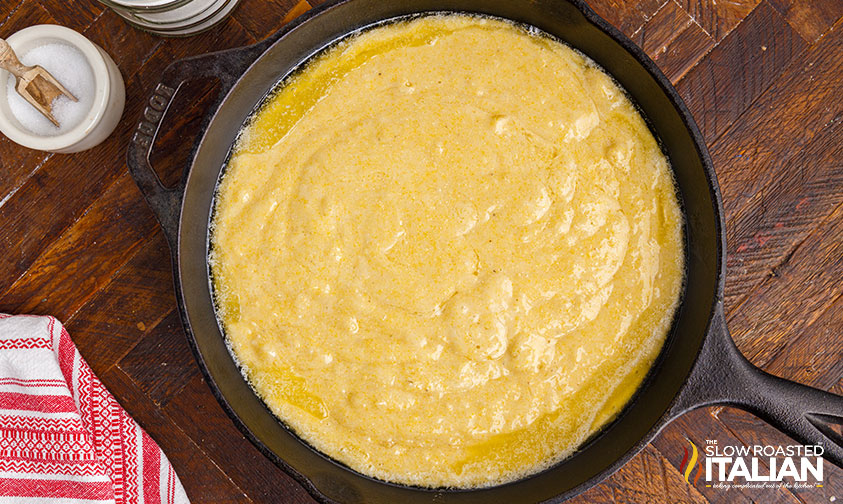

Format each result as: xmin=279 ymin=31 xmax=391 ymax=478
xmin=211 ymin=15 xmax=684 ymax=488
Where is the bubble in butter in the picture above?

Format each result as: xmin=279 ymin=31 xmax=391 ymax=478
xmin=210 ymin=14 xmax=684 ymax=489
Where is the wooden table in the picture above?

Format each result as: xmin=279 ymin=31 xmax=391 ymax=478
xmin=0 ymin=0 xmax=841 ymax=501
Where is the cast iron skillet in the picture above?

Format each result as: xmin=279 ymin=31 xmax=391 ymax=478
xmin=126 ymin=0 xmax=843 ymax=502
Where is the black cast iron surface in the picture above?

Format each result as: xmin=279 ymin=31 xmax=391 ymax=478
xmin=127 ymin=0 xmax=843 ymax=502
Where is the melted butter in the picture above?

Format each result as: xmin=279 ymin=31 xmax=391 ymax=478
xmin=211 ymin=15 xmax=684 ymax=488
xmin=257 ymin=365 xmax=329 ymax=420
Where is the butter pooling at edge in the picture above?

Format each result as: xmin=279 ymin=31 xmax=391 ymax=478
xmin=210 ymin=14 xmax=685 ymax=488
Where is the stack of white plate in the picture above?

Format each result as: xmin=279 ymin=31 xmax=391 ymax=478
xmin=98 ymin=0 xmax=241 ymax=36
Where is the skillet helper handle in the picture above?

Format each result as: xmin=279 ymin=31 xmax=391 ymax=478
xmin=126 ymin=40 xmax=272 ymax=247
xmin=671 ymin=304 xmax=843 ymax=467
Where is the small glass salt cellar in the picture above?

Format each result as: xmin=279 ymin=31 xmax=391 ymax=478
xmin=0 ymin=25 xmax=125 ymax=153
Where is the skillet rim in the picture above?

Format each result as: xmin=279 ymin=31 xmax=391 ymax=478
xmin=172 ymin=0 xmax=727 ymax=501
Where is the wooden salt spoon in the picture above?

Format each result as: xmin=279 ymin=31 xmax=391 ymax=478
xmin=0 ymin=37 xmax=77 ymax=127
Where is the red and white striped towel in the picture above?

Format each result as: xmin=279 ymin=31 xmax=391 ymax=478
xmin=0 ymin=314 xmax=189 ymax=504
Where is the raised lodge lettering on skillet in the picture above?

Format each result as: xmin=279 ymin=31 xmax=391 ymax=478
xmin=210 ymin=14 xmax=684 ymax=489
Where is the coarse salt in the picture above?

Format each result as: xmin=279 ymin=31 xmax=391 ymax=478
xmin=5 ymin=42 xmax=95 ymax=136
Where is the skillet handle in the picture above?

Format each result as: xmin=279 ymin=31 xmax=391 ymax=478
xmin=126 ymin=40 xmax=273 ymax=247
xmin=670 ymin=303 xmax=843 ymax=467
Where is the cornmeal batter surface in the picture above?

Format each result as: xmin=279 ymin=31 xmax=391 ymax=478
xmin=210 ymin=15 xmax=684 ymax=488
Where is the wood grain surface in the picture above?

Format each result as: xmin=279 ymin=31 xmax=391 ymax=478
xmin=0 ymin=0 xmax=841 ymax=502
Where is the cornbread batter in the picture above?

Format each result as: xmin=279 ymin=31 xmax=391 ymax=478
xmin=211 ymin=15 xmax=684 ymax=488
